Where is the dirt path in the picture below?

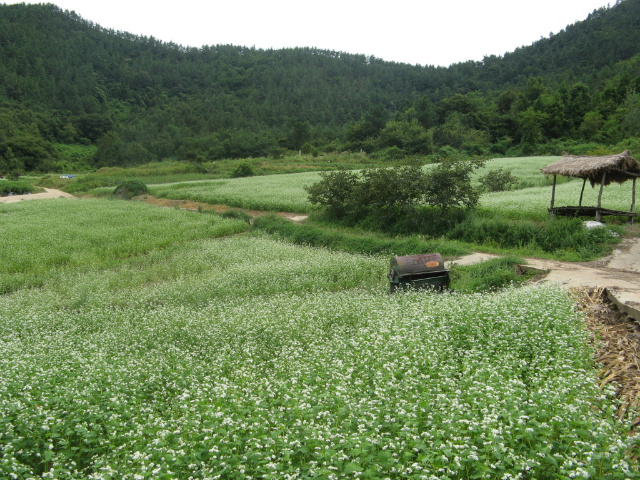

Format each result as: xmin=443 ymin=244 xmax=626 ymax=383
xmin=449 ymin=236 xmax=640 ymax=320
xmin=137 ymin=195 xmax=309 ymax=222
xmin=449 ymin=239 xmax=640 ymax=422
xmin=0 ymin=188 xmax=75 ymax=203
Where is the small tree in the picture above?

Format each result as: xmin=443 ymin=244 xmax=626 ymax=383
xmin=479 ymin=168 xmax=517 ymax=192
xmin=305 ymin=169 xmax=359 ymax=217
xmin=355 ymin=165 xmax=425 ymax=221
xmin=424 ymin=158 xmax=485 ymax=213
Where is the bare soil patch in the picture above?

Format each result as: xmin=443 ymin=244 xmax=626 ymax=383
xmin=0 ymin=188 xmax=75 ymax=203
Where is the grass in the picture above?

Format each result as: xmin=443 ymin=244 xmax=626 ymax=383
xmin=149 ymin=172 xmax=322 ymax=213
xmin=0 ymin=198 xmax=637 ymax=478
xmin=0 ymin=199 xmax=249 ymax=295
xmin=35 ymin=153 xmax=394 ymax=194
xmin=449 ymin=256 xmax=530 ymax=293
xmin=0 ymin=180 xmax=34 ymax=196
xmin=151 ymin=158 xmax=560 ymax=215
xmin=480 ymin=180 xmax=637 ymax=221
xmin=142 ymin=156 xmax=636 ymax=220
xmin=254 ymin=210 xmax=623 ymax=262
xmin=62 ymin=155 xmax=631 ymax=262
xmin=252 ymin=214 xmax=471 ymax=257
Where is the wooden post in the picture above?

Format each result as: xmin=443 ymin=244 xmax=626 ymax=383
xmin=596 ymin=172 xmax=606 ymax=222
xmin=631 ymin=177 xmax=637 ymax=224
xmin=549 ymin=175 xmax=557 ymax=219
xmin=549 ymin=175 xmax=557 ymax=218
xmin=578 ymin=178 xmax=586 ymax=207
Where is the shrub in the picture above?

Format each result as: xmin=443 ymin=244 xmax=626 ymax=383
xmin=306 ymin=162 xmax=484 ymax=230
xmin=450 ymin=256 xmax=526 ymax=292
xmin=423 ymin=157 xmax=485 ymax=213
xmin=232 ymin=163 xmax=254 ymax=178
xmin=113 ymin=180 xmax=149 ymax=199
xmin=305 ymin=169 xmax=360 ymax=218
xmin=479 ymin=168 xmax=518 ymax=192
xmin=0 ymin=180 xmax=33 ymax=196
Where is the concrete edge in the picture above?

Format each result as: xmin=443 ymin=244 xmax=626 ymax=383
xmin=605 ymin=288 xmax=640 ymax=322
xmin=516 ymin=265 xmax=550 ymax=276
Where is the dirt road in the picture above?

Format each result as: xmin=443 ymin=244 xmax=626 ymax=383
xmin=448 ymin=235 xmax=640 ymax=320
xmin=0 ymin=188 xmax=75 ymax=203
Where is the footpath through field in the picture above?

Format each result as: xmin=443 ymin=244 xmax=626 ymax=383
xmin=448 ymin=237 xmax=640 ymax=322
xmin=0 ymin=188 xmax=75 ymax=203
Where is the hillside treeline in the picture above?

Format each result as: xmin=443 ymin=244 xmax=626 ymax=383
xmin=0 ymin=1 xmax=639 ymax=172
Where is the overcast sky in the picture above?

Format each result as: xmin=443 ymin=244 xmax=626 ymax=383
xmin=12 ymin=0 xmax=614 ymax=67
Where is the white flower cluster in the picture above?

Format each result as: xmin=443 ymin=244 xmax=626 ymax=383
xmin=0 ymin=200 xmax=636 ymax=479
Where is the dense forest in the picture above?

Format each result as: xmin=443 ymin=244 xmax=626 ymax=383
xmin=1 ymin=0 xmax=640 ymax=173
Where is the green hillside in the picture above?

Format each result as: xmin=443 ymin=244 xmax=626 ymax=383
xmin=0 ymin=1 xmax=639 ymax=173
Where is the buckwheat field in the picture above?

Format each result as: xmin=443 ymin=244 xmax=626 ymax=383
xmin=0 ymin=199 xmax=636 ymax=479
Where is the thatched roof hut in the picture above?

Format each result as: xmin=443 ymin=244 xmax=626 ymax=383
xmin=541 ymin=150 xmax=640 ymax=186
xmin=541 ymin=151 xmax=639 ymax=222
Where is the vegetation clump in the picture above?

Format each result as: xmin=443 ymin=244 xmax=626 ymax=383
xmin=306 ymin=159 xmax=485 ymax=229
xmin=232 ymin=163 xmax=254 ymax=178
xmin=0 ymin=180 xmax=33 ymax=196
xmin=450 ymin=256 xmax=528 ymax=292
xmin=479 ymin=167 xmax=518 ymax=192
xmin=113 ymin=180 xmax=149 ymax=199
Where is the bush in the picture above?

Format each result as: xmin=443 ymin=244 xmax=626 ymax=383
xmin=232 ymin=163 xmax=254 ymax=178
xmin=423 ymin=157 xmax=485 ymax=213
xmin=305 ymin=169 xmax=360 ymax=218
xmin=0 ymin=180 xmax=34 ymax=196
xmin=479 ymin=168 xmax=517 ymax=192
xmin=306 ymin=161 xmax=484 ymax=230
xmin=113 ymin=180 xmax=149 ymax=200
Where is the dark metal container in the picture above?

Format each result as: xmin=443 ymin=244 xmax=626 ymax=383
xmin=388 ymin=253 xmax=450 ymax=293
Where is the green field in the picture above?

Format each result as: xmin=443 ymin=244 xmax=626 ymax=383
xmin=146 ymin=157 xmax=637 ymax=222
xmin=0 ymin=198 xmax=637 ymax=479
xmin=149 ymin=172 xmax=322 ymax=213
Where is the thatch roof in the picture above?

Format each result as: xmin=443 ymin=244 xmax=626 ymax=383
xmin=541 ymin=150 xmax=640 ymax=186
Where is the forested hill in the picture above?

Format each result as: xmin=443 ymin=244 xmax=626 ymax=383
xmin=0 ymin=1 xmax=639 ymax=172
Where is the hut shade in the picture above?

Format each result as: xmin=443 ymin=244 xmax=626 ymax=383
xmin=540 ymin=150 xmax=640 ymax=186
